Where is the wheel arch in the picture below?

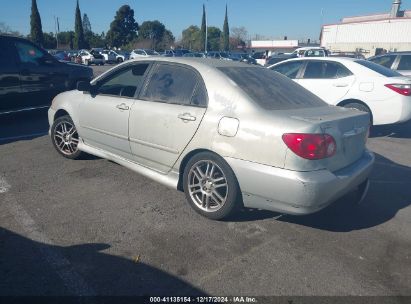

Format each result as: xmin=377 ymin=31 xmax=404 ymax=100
xmin=336 ymin=98 xmax=373 ymax=121
xmin=54 ymin=109 xmax=70 ymax=121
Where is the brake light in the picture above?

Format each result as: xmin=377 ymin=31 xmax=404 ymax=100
xmin=282 ymin=133 xmax=336 ymax=160
xmin=385 ymin=84 xmax=411 ymax=96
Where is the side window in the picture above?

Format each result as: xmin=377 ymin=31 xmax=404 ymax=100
xmin=15 ymin=41 xmax=46 ymax=66
xmin=270 ymin=61 xmax=304 ymax=79
xmin=303 ymin=61 xmax=351 ymax=79
xmin=191 ymin=83 xmax=208 ymax=106
xmin=0 ymin=40 xmax=17 ymax=68
xmin=369 ymin=55 xmax=396 ymax=69
xmin=97 ymin=63 xmax=149 ymax=97
xmin=142 ymin=64 xmax=199 ymax=106
xmin=397 ymin=55 xmax=411 ymax=71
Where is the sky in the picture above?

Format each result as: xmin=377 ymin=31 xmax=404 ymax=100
xmin=1 ymin=0 xmax=410 ymax=41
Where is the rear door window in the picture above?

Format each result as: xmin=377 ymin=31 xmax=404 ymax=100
xmin=369 ymin=55 xmax=396 ymax=69
xmin=219 ymin=67 xmax=326 ymax=110
xmin=397 ymin=55 xmax=411 ymax=71
xmin=15 ymin=41 xmax=46 ymax=66
xmin=142 ymin=63 xmax=205 ymax=106
xmin=270 ymin=61 xmax=304 ymax=79
xmin=303 ymin=61 xmax=352 ymax=79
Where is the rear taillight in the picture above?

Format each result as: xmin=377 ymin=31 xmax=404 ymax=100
xmin=385 ymin=84 xmax=411 ymax=96
xmin=282 ymin=133 xmax=336 ymax=160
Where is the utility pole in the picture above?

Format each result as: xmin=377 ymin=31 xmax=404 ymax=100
xmin=205 ymin=1 xmax=208 ymax=53
xmin=54 ymin=16 xmax=60 ymax=49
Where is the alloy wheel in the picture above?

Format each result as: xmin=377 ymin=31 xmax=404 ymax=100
xmin=53 ymin=121 xmax=80 ymax=156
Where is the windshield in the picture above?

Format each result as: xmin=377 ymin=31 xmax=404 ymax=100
xmin=218 ymin=67 xmax=327 ymax=110
xmin=355 ymin=60 xmax=402 ymax=77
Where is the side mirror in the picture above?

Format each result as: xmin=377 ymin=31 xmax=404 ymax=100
xmin=77 ymin=81 xmax=91 ymax=92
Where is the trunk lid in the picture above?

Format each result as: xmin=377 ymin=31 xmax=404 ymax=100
xmin=285 ymin=106 xmax=370 ymax=172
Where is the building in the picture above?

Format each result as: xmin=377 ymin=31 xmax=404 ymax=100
xmin=320 ymin=0 xmax=411 ymax=57
xmin=249 ymin=39 xmax=320 ymax=56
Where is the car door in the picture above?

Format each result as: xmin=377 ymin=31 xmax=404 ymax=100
xmin=128 ymin=63 xmax=208 ymax=173
xmin=296 ymin=61 xmax=355 ymax=105
xmin=14 ymin=39 xmax=67 ymax=108
xmin=395 ymin=55 xmax=411 ymax=77
xmin=78 ymin=62 xmax=151 ymax=158
xmin=0 ymin=38 xmax=21 ymax=113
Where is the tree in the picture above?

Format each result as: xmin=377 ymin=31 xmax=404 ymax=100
xmin=30 ymin=0 xmax=44 ymax=46
xmin=74 ymin=0 xmax=88 ymax=49
xmin=106 ymin=5 xmax=139 ymax=48
xmin=181 ymin=25 xmax=201 ymax=51
xmin=221 ymin=5 xmax=229 ymax=51
xmin=200 ymin=5 xmax=206 ymax=52
xmin=43 ymin=32 xmax=57 ymax=49
xmin=207 ymin=27 xmax=221 ymax=51
xmin=139 ymin=20 xmax=165 ymax=49
xmin=0 ymin=22 xmax=22 ymax=36
xmin=83 ymin=14 xmax=92 ymax=34
xmin=230 ymin=27 xmax=248 ymax=50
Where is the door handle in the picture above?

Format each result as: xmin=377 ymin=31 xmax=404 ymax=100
xmin=333 ymin=83 xmax=349 ymax=87
xmin=178 ymin=113 xmax=196 ymax=122
xmin=116 ymin=103 xmax=129 ymax=111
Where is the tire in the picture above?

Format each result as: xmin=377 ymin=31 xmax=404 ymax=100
xmin=51 ymin=115 xmax=84 ymax=160
xmin=183 ymin=152 xmax=241 ymax=220
xmin=343 ymin=102 xmax=373 ymax=125
xmin=117 ymin=58 xmax=123 ymax=63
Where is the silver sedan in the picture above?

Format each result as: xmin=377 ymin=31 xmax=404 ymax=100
xmin=48 ymin=58 xmax=374 ymax=220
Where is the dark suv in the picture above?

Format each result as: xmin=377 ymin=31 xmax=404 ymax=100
xmin=0 ymin=35 xmax=93 ymax=114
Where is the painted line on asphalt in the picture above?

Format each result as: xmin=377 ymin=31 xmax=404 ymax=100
xmin=0 ymin=132 xmax=48 ymax=142
xmin=4 ymin=192 xmax=96 ymax=296
xmin=0 ymin=176 xmax=11 ymax=193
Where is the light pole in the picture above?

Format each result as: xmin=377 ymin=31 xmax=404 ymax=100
xmin=205 ymin=1 xmax=208 ymax=54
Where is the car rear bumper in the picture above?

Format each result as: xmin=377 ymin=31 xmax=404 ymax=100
xmin=370 ymin=95 xmax=411 ymax=125
xmin=225 ymin=150 xmax=374 ymax=215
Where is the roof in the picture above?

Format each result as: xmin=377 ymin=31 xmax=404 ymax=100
xmin=127 ymin=57 xmax=256 ymax=69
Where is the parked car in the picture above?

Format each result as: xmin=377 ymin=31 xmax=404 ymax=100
xmin=101 ymin=50 xmax=117 ymax=63
xmin=229 ymin=53 xmax=257 ymax=65
xmin=0 ymin=35 xmax=93 ymax=114
xmin=78 ymin=49 xmax=105 ymax=66
xmin=290 ymin=47 xmax=330 ymax=58
xmin=268 ymin=57 xmax=411 ymax=125
xmin=264 ymin=54 xmax=294 ymax=67
xmin=183 ymin=52 xmax=206 ymax=58
xmin=48 ymin=57 xmax=374 ymax=220
xmin=53 ymin=51 xmax=71 ymax=62
xmin=368 ymin=52 xmax=411 ymax=77
xmin=162 ymin=50 xmax=175 ymax=57
xmin=130 ymin=49 xmax=160 ymax=59
xmin=206 ymin=51 xmax=232 ymax=60
xmin=330 ymin=52 xmax=366 ymax=60
xmin=251 ymin=51 xmax=268 ymax=66
xmin=110 ymin=50 xmax=128 ymax=63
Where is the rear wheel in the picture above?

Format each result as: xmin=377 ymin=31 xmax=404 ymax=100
xmin=343 ymin=102 xmax=373 ymax=126
xmin=183 ymin=152 xmax=241 ymax=220
xmin=51 ymin=115 xmax=84 ymax=160
xmin=117 ymin=58 xmax=123 ymax=63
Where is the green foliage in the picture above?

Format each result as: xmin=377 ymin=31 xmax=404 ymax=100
xmin=207 ymin=27 xmax=222 ymax=51
xmin=138 ymin=20 xmax=174 ymax=51
xmin=106 ymin=5 xmax=139 ymax=48
xmin=181 ymin=25 xmax=202 ymax=51
xmin=74 ymin=0 xmax=88 ymax=49
xmin=222 ymin=5 xmax=230 ymax=51
xmin=83 ymin=14 xmax=92 ymax=34
xmin=43 ymin=32 xmax=57 ymax=49
xmin=30 ymin=0 xmax=44 ymax=46
xmin=200 ymin=5 xmax=206 ymax=52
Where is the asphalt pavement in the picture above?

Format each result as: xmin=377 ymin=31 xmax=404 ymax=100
xmin=0 ymin=64 xmax=410 ymax=299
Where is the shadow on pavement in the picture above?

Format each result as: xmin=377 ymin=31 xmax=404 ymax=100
xmin=0 ymin=109 xmax=49 ymax=145
xmin=229 ymin=153 xmax=411 ymax=232
xmin=0 ymin=227 xmax=206 ymax=296
xmin=371 ymin=120 xmax=411 ymax=139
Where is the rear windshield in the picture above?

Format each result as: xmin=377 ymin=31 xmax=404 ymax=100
xmin=218 ymin=67 xmax=327 ymax=110
xmin=355 ymin=60 xmax=401 ymax=77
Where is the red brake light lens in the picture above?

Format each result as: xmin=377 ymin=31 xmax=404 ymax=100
xmin=282 ymin=133 xmax=337 ymax=160
xmin=385 ymin=84 xmax=411 ymax=96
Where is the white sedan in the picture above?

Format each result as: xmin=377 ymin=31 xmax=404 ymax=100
xmin=269 ymin=57 xmax=411 ymax=125
xmin=130 ymin=49 xmax=160 ymax=59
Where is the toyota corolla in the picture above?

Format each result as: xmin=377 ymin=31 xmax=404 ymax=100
xmin=48 ymin=58 xmax=374 ymax=220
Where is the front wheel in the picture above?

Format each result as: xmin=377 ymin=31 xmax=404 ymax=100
xmin=51 ymin=115 xmax=84 ymax=160
xmin=183 ymin=152 xmax=241 ymax=220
